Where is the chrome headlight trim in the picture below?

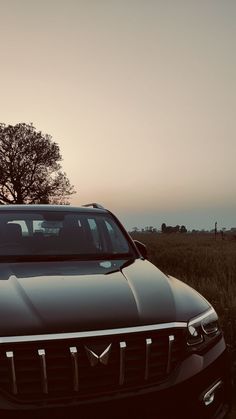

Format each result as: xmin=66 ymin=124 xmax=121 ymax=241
xmin=188 ymin=307 xmax=216 ymax=327
xmin=187 ymin=306 xmax=220 ymax=347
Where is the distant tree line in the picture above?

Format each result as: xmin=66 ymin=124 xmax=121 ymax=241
xmin=131 ymin=224 xmax=187 ymax=234
xmin=161 ymin=223 xmax=187 ymax=234
xmin=131 ymin=225 xmax=236 ymax=240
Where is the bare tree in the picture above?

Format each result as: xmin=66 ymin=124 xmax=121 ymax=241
xmin=0 ymin=123 xmax=75 ymax=204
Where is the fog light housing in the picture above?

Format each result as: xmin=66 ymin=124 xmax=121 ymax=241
xmin=202 ymin=380 xmax=222 ymax=407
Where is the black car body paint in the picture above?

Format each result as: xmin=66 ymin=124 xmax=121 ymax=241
xmin=0 ymin=205 xmax=231 ymax=418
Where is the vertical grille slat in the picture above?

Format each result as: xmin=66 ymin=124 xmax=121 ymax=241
xmin=70 ymin=346 xmax=79 ymax=392
xmin=38 ymin=349 xmax=48 ymax=394
xmin=119 ymin=341 xmax=126 ymax=386
xmin=144 ymin=338 xmax=152 ymax=380
xmin=6 ymin=351 xmax=18 ymax=394
xmin=166 ymin=335 xmax=175 ymax=374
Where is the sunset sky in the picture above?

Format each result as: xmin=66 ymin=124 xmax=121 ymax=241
xmin=1 ymin=0 xmax=235 ymax=230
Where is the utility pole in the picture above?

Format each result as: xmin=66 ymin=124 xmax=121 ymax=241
xmin=214 ymin=221 xmax=217 ymax=240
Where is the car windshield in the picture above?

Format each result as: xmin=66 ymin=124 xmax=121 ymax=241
xmin=0 ymin=210 xmax=134 ymax=259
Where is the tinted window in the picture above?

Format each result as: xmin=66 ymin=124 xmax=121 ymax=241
xmin=0 ymin=211 xmax=133 ymax=258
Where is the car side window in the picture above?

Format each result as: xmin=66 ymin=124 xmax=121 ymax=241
xmin=104 ymin=220 xmax=129 ymax=253
xmin=8 ymin=220 xmax=28 ymax=236
xmin=87 ymin=218 xmax=103 ymax=251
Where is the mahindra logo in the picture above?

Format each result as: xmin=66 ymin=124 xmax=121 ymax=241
xmin=85 ymin=344 xmax=112 ymax=367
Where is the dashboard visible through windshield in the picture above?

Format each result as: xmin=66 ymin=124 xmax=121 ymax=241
xmin=0 ymin=211 xmax=134 ymax=259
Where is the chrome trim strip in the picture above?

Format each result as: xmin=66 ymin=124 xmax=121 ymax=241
xmin=202 ymin=380 xmax=222 ymax=403
xmin=6 ymin=351 xmax=17 ymax=394
xmin=0 ymin=322 xmax=187 ymax=344
xmin=145 ymin=338 xmax=152 ymax=380
xmin=119 ymin=341 xmax=126 ymax=386
xmin=166 ymin=335 xmax=175 ymax=374
xmin=188 ymin=307 xmax=215 ymax=326
xmin=38 ymin=349 xmax=48 ymax=394
xmin=70 ymin=347 xmax=79 ymax=391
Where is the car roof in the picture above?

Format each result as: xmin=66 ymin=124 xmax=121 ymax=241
xmin=0 ymin=205 xmax=107 ymax=214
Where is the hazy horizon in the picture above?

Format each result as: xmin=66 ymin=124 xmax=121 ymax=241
xmin=118 ymin=207 xmax=236 ymax=232
xmin=1 ymin=0 xmax=235 ymax=231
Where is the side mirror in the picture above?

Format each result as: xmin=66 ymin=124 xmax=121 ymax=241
xmin=134 ymin=240 xmax=147 ymax=259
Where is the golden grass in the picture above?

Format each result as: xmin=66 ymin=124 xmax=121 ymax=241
xmin=131 ymin=232 xmax=236 ymax=348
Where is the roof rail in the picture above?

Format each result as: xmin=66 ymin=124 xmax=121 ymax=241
xmin=82 ymin=203 xmax=105 ymax=209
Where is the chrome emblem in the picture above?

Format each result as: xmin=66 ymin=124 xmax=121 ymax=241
xmin=85 ymin=344 xmax=112 ymax=367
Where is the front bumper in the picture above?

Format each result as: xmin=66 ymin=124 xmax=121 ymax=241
xmin=0 ymin=336 xmax=232 ymax=418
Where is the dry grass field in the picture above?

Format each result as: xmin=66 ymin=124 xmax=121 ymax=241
xmin=131 ymin=231 xmax=236 ymax=416
xmin=131 ymin=232 xmax=236 ymax=358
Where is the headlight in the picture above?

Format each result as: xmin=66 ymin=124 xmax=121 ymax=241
xmin=187 ymin=307 xmax=221 ymax=350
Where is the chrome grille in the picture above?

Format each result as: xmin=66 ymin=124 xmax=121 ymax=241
xmin=0 ymin=327 xmax=186 ymax=403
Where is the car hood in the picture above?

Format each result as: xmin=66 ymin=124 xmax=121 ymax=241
xmin=0 ymin=258 xmax=210 ymax=336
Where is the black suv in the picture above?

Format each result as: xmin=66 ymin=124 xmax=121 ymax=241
xmin=0 ymin=204 xmax=231 ymax=418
